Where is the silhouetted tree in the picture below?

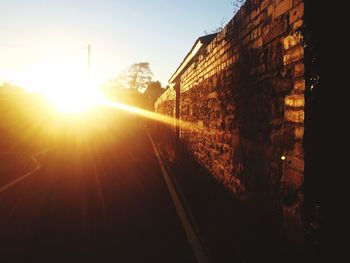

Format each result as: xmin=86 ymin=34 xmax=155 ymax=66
xmin=143 ymin=81 xmax=164 ymax=110
xmin=127 ymin=62 xmax=153 ymax=93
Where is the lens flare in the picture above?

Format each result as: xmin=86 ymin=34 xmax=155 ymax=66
xmin=19 ymin=54 xmax=103 ymax=114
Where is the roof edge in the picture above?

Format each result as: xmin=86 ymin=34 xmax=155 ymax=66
xmin=169 ymin=33 xmax=218 ymax=84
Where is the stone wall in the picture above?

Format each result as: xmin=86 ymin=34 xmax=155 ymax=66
xmin=156 ymin=0 xmax=305 ymax=237
xmin=155 ymin=86 xmax=176 ymax=127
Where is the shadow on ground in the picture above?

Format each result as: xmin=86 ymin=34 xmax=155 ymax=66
xmin=150 ymin=123 xmax=310 ymax=263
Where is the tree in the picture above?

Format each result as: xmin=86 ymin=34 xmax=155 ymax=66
xmin=127 ymin=62 xmax=153 ymax=93
xmin=143 ymin=80 xmax=164 ymax=110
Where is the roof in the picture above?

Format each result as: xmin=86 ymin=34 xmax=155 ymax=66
xmin=169 ymin=33 xmax=218 ymax=84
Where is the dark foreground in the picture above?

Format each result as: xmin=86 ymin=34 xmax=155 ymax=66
xmin=152 ymin=124 xmax=317 ymax=263
xmin=0 ymin=92 xmax=318 ymax=262
xmin=0 ymin=112 xmax=196 ymax=263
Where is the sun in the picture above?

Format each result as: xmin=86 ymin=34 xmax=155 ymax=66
xmin=19 ymin=54 xmax=103 ymax=114
xmin=46 ymin=87 xmax=101 ymax=114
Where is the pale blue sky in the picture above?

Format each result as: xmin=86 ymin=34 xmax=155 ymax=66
xmin=0 ymin=0 xmax=237 ymax=87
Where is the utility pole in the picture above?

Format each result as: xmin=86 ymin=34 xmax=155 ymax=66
xmin=87 ymin=44 xmax=91 ymax=79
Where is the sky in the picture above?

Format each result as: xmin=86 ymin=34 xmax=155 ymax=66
xmin=0 ymin=0 xmax=238 ymax=88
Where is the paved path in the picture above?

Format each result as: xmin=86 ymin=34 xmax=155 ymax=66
xmin=0 ymin=118 xmax=196 ymax=263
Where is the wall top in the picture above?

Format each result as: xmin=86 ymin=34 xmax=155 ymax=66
xmin=169 ymin=33 xmax=217 ymax=84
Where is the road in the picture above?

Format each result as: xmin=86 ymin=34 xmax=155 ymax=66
xmin=0 ymin=115 xmax=196 ymax=263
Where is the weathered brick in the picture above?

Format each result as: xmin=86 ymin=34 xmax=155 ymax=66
xmin=274 ymin=0 xmax=293 ymax=18
xmin=294 ymin=63 xmax=304 ymax=77
xmin=272 ymin=74 xmax=293 ymax=94
xmin=285 ymin=94 xmax=304 ymax=107
xmin=267 ymin=5 xmax=274 ymax=16
xmin=250 ymin=8 xmax=260 ymax=20
xmin=251 ymin=27 xmax=260 ymax=40
xmin=262 ymin=17 xmax=287 ymax=44
xmin=283 ymin=168 xmax=303 ymax=187
xmin=293 ymin=0 xmax=303 ymax=6
xmin=283 ymin=32 xmax=303 ymax=50
xmin=283 ymin=45 xmax=304 ymax=65
xmin=292 ymin=19 xmax=303 ymax=30
xmin=287 ymin=156 xmax=304 ymax=173
xmin=294 ymin=78 xmax=305 ymax=91
xmin=242 ymin=34 xmax=250 ymax=46
xmin=261 ymin=0 xmax=271 ymax=10
xmin=197 ymin=120 xmax=204 ymax=128
xmin=267 ymin=39 xmax=283 ymax=70
xmin=289 ymin=3 xmax=304 ymax=24
xmin=291 ymin=141 xmax=304 ymax=157
xmin=285 ymin=110 xmax=304 ymax=123
xmin=294 ymin=127 xmax=304 ymax=140
xmin=252 ymin=37 xmax=263 ymax=49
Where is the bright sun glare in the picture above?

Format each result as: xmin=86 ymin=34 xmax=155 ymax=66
xmin=19 ymin=54 xmax=103 ymax=114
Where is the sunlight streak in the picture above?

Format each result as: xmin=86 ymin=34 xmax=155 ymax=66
xmin=99 ymin=98 xmax=197 ymax=132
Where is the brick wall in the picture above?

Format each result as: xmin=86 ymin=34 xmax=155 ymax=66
xmin=155 ymin=86 xmax=176 ymax=127
xmin=156 ymin=0 xmax=305 ymax=237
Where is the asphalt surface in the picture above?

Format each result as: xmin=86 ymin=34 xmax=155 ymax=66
xmin=0 ymin=115 xmax=196 ymax=263
xmin=152 ymin=125 xmax=315 ymax=263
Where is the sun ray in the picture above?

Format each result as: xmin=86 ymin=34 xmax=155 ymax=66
xmin=18 ymin=54 xmax=103 ymax=114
